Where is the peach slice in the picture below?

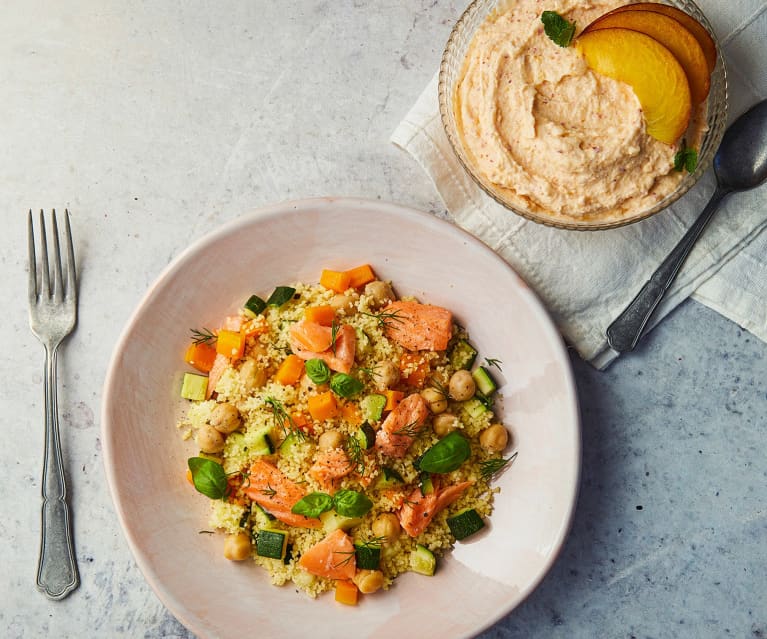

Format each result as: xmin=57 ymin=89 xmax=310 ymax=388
xmin=575 ymin=28 xmax=691 ymax=144
xmin=583 ymin=9 xmax=710 ymax=104
xmin=604 ymin=2 xmax=717 ymax=73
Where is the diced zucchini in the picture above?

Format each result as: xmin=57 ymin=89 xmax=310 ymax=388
xmin=355 ymin=327 xmax=372 ymax=356
xmin=463 ymin=397 xmax=488 ymax=419
xmin=320 ymin=510 xmax=363 ymax=533
xmin=181 ymin=373 xmax=208 ymax=401
xmin=357 ymin=422 xmax=376 ymax=450
xmin=449 ymin=339 xmax=478 ymax=370
xmin=354 ymin=543 xmax=381 ymax=570
xmin=283 ymin=543 xmax=294 ymax=565
xmin=375 ymin=466 xmax=404 ymax=489
xmin=360 ymin=394 xmax=387 ymax=422
xmin=250 ymin=426 xmax=274 ymax=456
xmin=447 ymin=508 xmax=485 ymax=540
xmin=279 ymin=430 xmax=302 ymax=458
xmin=243 ymin=294 xmax=267 ymax=317
xmin=409 ymin=544 xmax=436 ymax=576
xmin=472 ymin=366 xmax=497 ymax=396
xmin=256 ymin=528 xmax=288 ymax=559
xmin=419 ymin=473 xmax=434 ymax=495
xmin=253 ymin=502 xmax=276 ymax=526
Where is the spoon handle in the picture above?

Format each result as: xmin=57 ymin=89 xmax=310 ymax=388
xmin=606 ymin=186 xmax=730 ymax=353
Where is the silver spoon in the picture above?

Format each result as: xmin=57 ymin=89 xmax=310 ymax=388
xmin=606 ymin=99 xmax=767 ymax=353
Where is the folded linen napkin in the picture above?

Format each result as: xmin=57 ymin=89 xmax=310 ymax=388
xmin=392 ymin=1 xmax=767 ymax=368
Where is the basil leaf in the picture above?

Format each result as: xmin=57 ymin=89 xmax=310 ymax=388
xmin=188 ymin=457 xmax=228 ymax=500
xmin=333 ymin=489 xmax=373 ymax=518
xmin=330 ymin=373 xmax=364 ymax=399
xmin=305 ymin=358 xmax=331 ymax=384
xmin=291 ymin=492 xmax=334 ymax=518
xmin=266 ymin=286 xmax=296 ymax=307
xmin=541 ymin=11 xmax=576 ymax=47
xmin=418 ymin=432 xmax=471 ymax=473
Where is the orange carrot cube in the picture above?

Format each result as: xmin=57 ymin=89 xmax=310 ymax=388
xmin=320 ymin=269 xmax=352 ymax=293
xmin=216 ymin=330 xmax=245 ymax=361
xmin=384 ymin=390 xmax=404 ymax=412
xmin=184 ymin=342 xmax=218 ymax=373
xmin=304 ymin=305 xmax=336 ymax=326
xmin=275 ymin=354 xmax=305 ymax=385
xmin=308 ymin=391 xmax=339 ymax=421
xmin=345 ymin=264 xmax=376 ymax=289
xmin=334 ymin=580 xmax=359 ymax=605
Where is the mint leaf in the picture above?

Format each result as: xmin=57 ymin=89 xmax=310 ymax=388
xmin=541 ymin=11 xmax=576 ymax=47
xmin=188 ymin=457 xmax=228 ymax=500
xmin=291 ymin=492 xmax=334 ymax=518
xmin=674 ymin=140 xmax=698 ymax=173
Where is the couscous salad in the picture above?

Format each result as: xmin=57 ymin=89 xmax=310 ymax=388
xmin=177 ymin=265 xmax=516 ymax=605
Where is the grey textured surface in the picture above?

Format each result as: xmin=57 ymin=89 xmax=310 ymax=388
xmin=1 ymin=1 xmax=765 ymax=637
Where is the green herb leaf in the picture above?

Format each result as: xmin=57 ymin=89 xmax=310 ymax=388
xmin=418 ymin=431 xmax=471 ymax=473
xmin=291 ymin=492 xmax=334 ymax=518
xmin=266 ymin=286 xmax=296 ymax=307
xmin=243 ymin=294 xmax=267 ymax=316
xmin=333 ymin=489 xmax=373 ymax=518
xmin=673 ymin=139 xmax=698 ymax=173
xmin=541 ymin=11 xmax=576 ymax=47
xmin=305 ymin=358 xmax=331 ymax=384
xmin=188 ymin=457 xmax=228 ymax=499
xmin=330 ymin=373 xmax=364 ymax=399
xmin=484 ymin=357 xmax=503 ymax=372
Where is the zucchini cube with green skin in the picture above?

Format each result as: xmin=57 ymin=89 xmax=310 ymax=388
xmin=357 ymin=422 xmax=376 ymax=449
xmin=354 ymin=543 xmax=381 ymax=570
xmin=360 ymin=394 xmax=386 ymax=422
xmin=320 ymin=510 xmax=363 ymax=533
xmin=409 ymin=544 xmax=436 ymax=576
xmin=375 ymin=466 xmax=404 ymax=489
xmin=471 ymin=366 xmax=497 ymax=396
xmin=181 ymin=373 xmax=208 ymax=401
xmin=449 ymin=339 xmax=478 ymax=370
xmin=447 ymin=508 xmax=485 ymax=540
xmin=256 ymin=528 xmax=288 ymax=560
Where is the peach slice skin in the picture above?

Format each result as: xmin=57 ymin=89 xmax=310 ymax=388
xmin=603 ymin=2 xmax=717 ymax=73
xmin=583 ymin=9 xmax=710 ymax=104
xmin=575 ymin=28 xmax=691 ymax=145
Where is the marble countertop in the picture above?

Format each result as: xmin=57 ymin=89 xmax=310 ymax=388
xmin=2 ymin=1 xmax=765 ymax=637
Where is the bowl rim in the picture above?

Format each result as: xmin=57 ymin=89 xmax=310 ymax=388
xmin=100 ymin=196 xmax=582 ymax=638
xmin=438 ymin=0 xmax=729 ymax=231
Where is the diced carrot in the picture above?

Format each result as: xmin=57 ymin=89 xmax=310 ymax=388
xmin=384 ymin=390 xmax=404 ymax=412
xmin=185 ymin=468 xmax=194 ymax=485
xmin=184 ymin=342 xmax=217 ymax=373
xmin=305 ymin=305 xmax=336 ymax=326
xmin=345 ymin=264 xmax=376 ymax=289
xmin=335 ymin=580 xmax=359 ymax=606
xmin=308 ymin=391 xmax=339 ymax=421
xmin=320 ymin=269 xmax=352 ymax=293
xmin=275 ymin=354 xmax=305 ymax=385
xmin=341 ymin=401 xmax=363 ymax=426
xmin=242 ymin=317 xmax=268 ymax=338
xmin=399 ymin=353 xmax=429 ymax=388
xmin=290 ymin=411 xmax=314 ymax=435
xmin=216 ymin=329 xmax=245 ymax=361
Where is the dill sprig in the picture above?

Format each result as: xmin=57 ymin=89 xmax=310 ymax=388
xmin=190 ymin=327 xmax=217 ymax=345
xmin=358 ymin=366 xmax=380 ymax=379
xmin=330 ymin=318 xmax=340 ymax=356
xmin=479 ymin=451 xmax=518 ymax=480
xmin=263 ymin=396 xmax=305 ymax=439
xmin=332 ymin=549 xmax=356 ymax=568
xmin=260 ymin=482 xmax=277 ymax=497
xmin=484 ymin=357 xmax=503 ymax=372
xmin=393 ymin=418 xmax=424 ymax=438
xmin=427 ymin=376 xmax=449 ymax=399
xmin=345 ymin=434 xmax=366 ymax=474
xmin=361 ymin=308 xmax=405 ymax=330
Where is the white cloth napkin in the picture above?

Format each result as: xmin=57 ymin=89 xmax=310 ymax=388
xmin=392 ymin=0 xmax=767 ymax=368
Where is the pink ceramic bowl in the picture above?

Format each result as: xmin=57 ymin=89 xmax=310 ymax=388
xmin=102 ymin=197 xmax=580 ymax=639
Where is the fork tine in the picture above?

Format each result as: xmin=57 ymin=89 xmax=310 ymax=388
xmin=51 ymin=210 xmax=65 ymax=302
xmin=39 ymin=209 xmax=50 ymax=297
xmin=28 ymin=209 xmax=37 ymax=302
xmin=63 ymin=209 xmax=76 ymax=301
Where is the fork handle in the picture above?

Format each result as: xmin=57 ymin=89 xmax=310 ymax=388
xmin=37 ymin=345 xmax=79 ymax=600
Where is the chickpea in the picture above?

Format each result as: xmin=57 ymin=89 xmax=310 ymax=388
xmin=239 ymin=357 xmax=267 ymax=392
xmin=318 ymin=429 xmax=344 ymax=451
xmin=479 ymin=423 xmax=509 ymax=453
xmin=195 ymin=424 xmax=225 ymax=453
xmin=328 ymin=292 xmax=357 ymax=314
xmin=364 ymin=280 xmax=395 ymax=307
xmin=223 ymin=532 xmax=252 ymax=561
xmin=421 ymin=387 xmax=448 ymax=414
xmin=209 ymin=402 xmax=241 ymax=434
xmin=353 ymin=569 xmax=384 ymax=594
xmin=372 ymin=360 xmax=400 ymax=392
xmin=371 ymin=512 xmax=401 ymax=543
xmin=448 ymin=370 xmax=475 ymax=401
xmin=432 ymin=413 xmax=459 ymax=437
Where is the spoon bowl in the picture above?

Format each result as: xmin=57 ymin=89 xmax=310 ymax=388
xmin=714 ymin=100 xmax=767 ymax=192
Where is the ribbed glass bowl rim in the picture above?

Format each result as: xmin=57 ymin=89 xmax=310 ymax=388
xmin=438 ymin=0 xmax=728 ymax=231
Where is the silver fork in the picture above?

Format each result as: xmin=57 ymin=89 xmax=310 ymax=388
xmin=28 ymin=209 xmax=80 ymax=600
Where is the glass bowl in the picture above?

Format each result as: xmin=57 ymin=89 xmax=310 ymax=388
xmin=438 ymin=0 xmax=728 ymax=230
